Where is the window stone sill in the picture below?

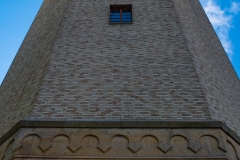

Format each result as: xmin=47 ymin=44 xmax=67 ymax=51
xmin=109 ymin=22 xmax=133 ymax=24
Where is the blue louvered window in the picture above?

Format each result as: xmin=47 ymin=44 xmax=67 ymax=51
xmin=110 ymin=5 xmax=132 ymax=23
xmin=122 ymin=9 xmax=132 ymax=22
xmin=110 ymin=9 xmax=121 ymax=22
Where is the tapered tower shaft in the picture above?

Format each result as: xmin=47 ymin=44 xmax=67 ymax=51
xmin=0 ymin=0 xmax=239 ymax=159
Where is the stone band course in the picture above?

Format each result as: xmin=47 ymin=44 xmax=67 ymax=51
xmin=0 ymin=126 xmax=239 ymax=160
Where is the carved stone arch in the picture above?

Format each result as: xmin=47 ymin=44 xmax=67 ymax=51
xmin=201 ymin=134 xmax=218 ymax=140
xmin=170 ymin=134 xmax=191 ymax=153
xmin=140 ymin=134 xmax=160 ymax=152
xmin=12 ymin=129 xmax=34 ymax=151
xmin=81 ymin=134 xmax=100 ymax=147
xmin=170 ymin=134 xmax=189 ymax=143
xmin=52 ymin=134 xmax=70 ymax=141
xmin=35 ymin=128 xmax=60 ymax=152
xmin=81 ymin=134 xmax=102 ymax=151
xmin=22 ymin=133 xmax=41 ymax=141
xmin=111 ymin=134 xmax=130 ymax=147
xmin=48 ymin=134 xmax=71 ymax=154
xmin=20 ymin=134 xmax=42 ymax=155
xmin=140 ymin=134 xmax=160 ymax=148
xmin=81 ymin=134 xmax=100 ymax=142
xmin=200 ymin=134 xmax=226 ymax=152
xmin=111 ymin=134 xmax=132 ymax=152
xmin=140 ymin=134 xmax=160 ymax=143
xmin=2 ymin=139 xmax=15 ymax=160
xmin=111 ymin=134 xmax=130 ymax=143
xmin=226 ymin=140 xmax=240 ymax=160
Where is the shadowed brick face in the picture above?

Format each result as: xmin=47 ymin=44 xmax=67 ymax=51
xmin=0 ymin=0 xmax=239 ymax=139
xmin=0 ymin=0 xmax=69 ymax=137
xmin=173 ymin=0 xmax=240 ymax=136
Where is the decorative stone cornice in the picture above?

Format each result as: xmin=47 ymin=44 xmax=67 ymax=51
xmin=0 ymin=127 xmax=240 ymax=159
xmin=0 ymin=120 xmax=240 ymax=146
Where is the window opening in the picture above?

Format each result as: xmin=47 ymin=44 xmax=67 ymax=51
xmin=110 ymin=5 xmax=132 ymax=23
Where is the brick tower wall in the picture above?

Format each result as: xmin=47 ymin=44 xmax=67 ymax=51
xmin=1 ymin=0 xmax=239 ymax=139
xmin=173 ymin=0 xmax=240 ymax=136
xmin=0 ymin=0 xmax=69 ymax=137
xmin=30 ymin=0 xmax=212 ymax=121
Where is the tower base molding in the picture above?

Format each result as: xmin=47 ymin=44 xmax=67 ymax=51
xmin=0 ymin=121 xmax=239 ymax=160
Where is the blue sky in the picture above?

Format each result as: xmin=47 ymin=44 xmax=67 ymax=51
xmin=200 ymin=0 xmax=240 ymax=79
xmin=0 ymin=0 xmax=239 ymax=85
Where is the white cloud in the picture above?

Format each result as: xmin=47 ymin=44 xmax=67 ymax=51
xmin=200 ymin=0 xmax=240 ymax=60
xmin=230 ymin=2 xmax=240 ymax=14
